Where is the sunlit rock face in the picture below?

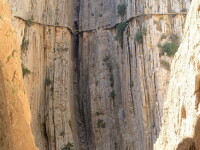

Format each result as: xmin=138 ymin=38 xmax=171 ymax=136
xmin=0 ymin=0 xmax=38 ymax=150
xmin=155 ymin=0 xmax=200 ymax=149
xmin=7 ymin=0 xmax=78 ymax=150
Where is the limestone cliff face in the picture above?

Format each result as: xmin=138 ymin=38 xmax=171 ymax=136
xmin=155 ymin=0 xmax=200 ymax=149
xmin=3 ymin=0 xmax=193 ymax=150
xmin=8 ymin=0 xmax=78 ymax=150
xmin=76 ymin=1 xmax=190 ymax=150
xmin=0 ymin=0 xmax=37 ymax=150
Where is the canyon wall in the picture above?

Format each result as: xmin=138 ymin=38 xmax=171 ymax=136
xmin=8 ymin=0 xmax=79 ymax=150
xmin=155 ymin=0 xmax=200 ymax=149
xmin=2 ymin=0 xmax=194 ymax=150
xmin=0 ymin=0 xmax=37 ymax=150
xmin=76 ymin=0 xmax=190 ymax=150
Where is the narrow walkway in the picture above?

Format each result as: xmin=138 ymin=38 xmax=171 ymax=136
xmin=14 ymin=12 xmax=187 ymax=34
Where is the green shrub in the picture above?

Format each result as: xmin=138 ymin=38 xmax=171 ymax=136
xmin=115 ymin=22 xmax=127 ymax=41
xmin=96 ymin=112 xmax=104 ymax=116
xmin=62 ymin=142 xmax=74 ymax=150
xmin=181 ymin=8 xmax=187 ymax=12
xmin=21 ymin=64 xmax=31 ymax=77
xmin=117 ymin=4 xmax=126 ymax=16
xmin=135 ymin=31 xmax=143 ymax=43
xmin=59 ymin=131 xmax=65 ymax=136
xmin=160 ymin=34 xmax=167 ymax=40
xmin=103 ymin=56 xmax=110 ymax=62
xmin=110 ymin=90 xmax=116 ymax=99
xmin=12 ymin=49 xmax=17 ymax=55
xmin=26 ymin=19 xmax=33 ymax=26
xmin=7 ymin=55 xmax=11 ymax=62
xmin=109 ymin=74 xmax=114 ymax=88
xmin=116 ymin=22 xmax=127 ymax=33
xmin=97 ymin=119 xmax=106 ymax=128
xmin=21 ymin=37 xmax=29 ymax=51
xmin=161 ymin=42 xmax=179 ymax=56
xmin=12 ymin=88 xmax=16 ymax=95
xmin=45 ymin=78 xmax=51 ymax=86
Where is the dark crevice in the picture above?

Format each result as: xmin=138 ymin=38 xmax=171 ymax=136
xmin=73 ymin=0 xmax=95 ymax=149
xmin=134 ymin=44 xmax=138 ymax=69
xmin=127 ymin=28 xmax=135 ymax=115
xmin=43 ymin=26 xmax=49 ymax=150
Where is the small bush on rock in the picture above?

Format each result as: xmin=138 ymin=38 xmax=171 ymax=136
xmin=21 ymin=37 xmax=29 ymax=51
xmin=97 ymin=119 xmax=106 ymax=128
xmin=26 ymin=19 xmax=33 ymax=27
xmin=61 ymin=142 xmax=74 ymax=150
xmin=135 ymin=31 xmax=143 ymax=43
xmin=45 ymin=78 xmax=51 ymax=86
xmin=22 ymin=63 xmax=31 ymax=77
xmin=115 ymin=22 xmax=127 ymax=41
xmin=117 ymin=4 xmax=127 ymax=16
xmin=161 ymin=42 xmax=179 ymax=56
xmin=110 ymin=90 xmax=116 ymax=99
xmin=181 ymin=8 xmax=188 ymax=12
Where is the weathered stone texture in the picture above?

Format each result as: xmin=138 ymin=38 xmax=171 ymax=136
xmin=76 ymin=0 xmax=190 ymax=149
xmin=79 ymin=0 xmax=190 ymax=30
xmin=8 ymin=0 xmax=78 ymax=150
xmin=4 ymin=0 xmax=195 ymax=150
xmin=155 ymin=0 xmax=200 ymax=149
xmin=0 ymin=0 xmax=38 ymax=149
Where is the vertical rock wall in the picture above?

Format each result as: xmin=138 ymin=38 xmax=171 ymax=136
xmin=155 ymin=0 xmax=200 ymax=149
xmin=5 ymin=0 xmax=194 ymax=150
xmin=0 ymin=0 xmax=38 ymax=149
xmin=8 ymin=0 xmax=78 ymax=150
xmin=76 ymin=0 xmax=191 ymax=150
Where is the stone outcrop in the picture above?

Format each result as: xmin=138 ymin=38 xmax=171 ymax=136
xmin=155 ymin=0 xmax=200 ymax=149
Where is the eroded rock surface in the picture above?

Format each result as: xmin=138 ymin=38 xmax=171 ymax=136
xmin=155 ymin=0 xmax=200 ymax=149
xmin=76 ymin=1 xmax=190 ymax=150
xmin=0 ymin=0 xmax=38 ymax=149
xmin=7 ymin=0 xmax=78 ymax=150
xmin=2 ymin=0 xmax=195 ymax=150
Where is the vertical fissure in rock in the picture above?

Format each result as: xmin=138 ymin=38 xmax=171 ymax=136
xmin=127 ymin=28 xmax=135 ymax=115
xmin=73 ymin=0 xmax=95 ymax=149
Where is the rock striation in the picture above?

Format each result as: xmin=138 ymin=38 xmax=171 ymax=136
xmin=155 ymin=0 xmax=200 ymax=149
xmin=0 ymin=0 xmax=195 ymax=150
xmin=76 ymin=0 xmax=190 ymax=150
xmin=0 ymin=0 xmax=38 ymax=149
xmin=7 ymin=0 xmax=78 ymax=150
